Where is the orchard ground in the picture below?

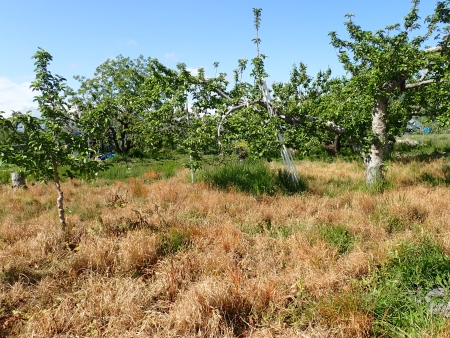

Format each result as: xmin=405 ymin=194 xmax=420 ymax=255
xmin=2 ymin=134 xmax=450 ymax=337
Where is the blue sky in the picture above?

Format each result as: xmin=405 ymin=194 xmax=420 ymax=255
xmin=0 ymin=0 xmax=438 ymax=116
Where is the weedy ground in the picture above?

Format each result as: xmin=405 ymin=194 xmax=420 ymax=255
xmin=2 ymin=156 xmax=450 ymax=337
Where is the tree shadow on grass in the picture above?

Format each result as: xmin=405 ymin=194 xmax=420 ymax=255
xmin=1 ymin=265 xmax=45 ymax=286
xmin=393 ymin=150 xmax=450 ymax=165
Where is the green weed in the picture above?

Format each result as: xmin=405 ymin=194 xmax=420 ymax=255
xmin=313 ymin=224 xmax=353 ymax=255
xmin=240 ymin=221 xmax=301 ymax=238
xmin=368 ymin=238 xmax=450 ymax=336
xmin=159 ymin=227 xmax=192 ymax=255
xmin=200 ymin=160 xmax=277 ymax=196
xmin=0 ymin=170 xmax=12 ymax=184
xmin=275 ymin=169 xmax=307 ymax=195
xmin=200 ymin=160 xmax=306 ymax=196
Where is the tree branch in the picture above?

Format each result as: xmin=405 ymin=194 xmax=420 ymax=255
xmin=278 ymin=114 xmax=347 ymax=135
xmin=405 ymin=79 xmax=438 ymax=89
xmin=419 ymin=69 xmax=430 ymax=82
xmin=204 ymin=83 xmax=347 ymax=141
xmin=213 ymin=88 xmax=232 ymax=100
xmin=217 ymin=103 xmax=249 ymax=146
xmin=255 ymin=100 xmax=346 ymax=134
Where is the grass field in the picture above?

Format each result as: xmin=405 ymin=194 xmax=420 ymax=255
xmin=2 ymin=139 xmax=450 ymax=337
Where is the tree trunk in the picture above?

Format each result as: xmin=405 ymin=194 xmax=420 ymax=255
xmin=53 ymin=159 xmax=66 ymax=229
xmin=322 ymin=134 xmax=341 ymax=156
xmin=364 ymin=144 xmax=384 ymax=185
xmin=11 ymin=172 xmax=26 ymax=188
xmin=109 ymin=127 xmax=122 ymax=153
xmin=365 ymin=98 xmax=389 ymax=186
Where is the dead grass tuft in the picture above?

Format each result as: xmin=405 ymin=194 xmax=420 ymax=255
xmin=24 ymin=276 xmax=150 ymax=337
xmin=118 ymin=229 xmax=160 ymax=272
xmin=71 ymin=236 xmax=119 ymax=274
xmin=169 ymin=277 xmax=252 ymax=337
xmin=144 ymin=171 xmax=160 ymax=180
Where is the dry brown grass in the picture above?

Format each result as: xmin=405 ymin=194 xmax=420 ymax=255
xmin=2 ymin=161 xmax=450 ymax=337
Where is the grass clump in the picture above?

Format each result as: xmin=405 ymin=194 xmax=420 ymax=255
xmin=275 ymin=168 xmax=307 ymax=195
xmin=200 ymin=160 xmax=306 ymax=196
xmin=368 ymin=238 xmax=450 ymax=336
xmin=313 ymin=224 xmax=354 ymax=255
xmin=96 ymin=157 xmax=183 ymax=181
xmin=0 ymin=170 xmax=12 ymax=185
xmin=159 ymin=227 xmax=192 ymax=255
xmin=201 ymin=160 xmax=276 ymax=196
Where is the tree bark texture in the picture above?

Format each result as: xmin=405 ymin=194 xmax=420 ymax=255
xmin=53 ymin=159 xmax=67 ymax=229
xmin=11 ymin=172 xmax=26 ymax=188
xmin=365 ymin=98 xmax=389 ymax=185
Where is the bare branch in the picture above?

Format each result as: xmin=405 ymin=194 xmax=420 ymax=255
xmin=405 ymin=79 xmax=437 ymax=89
xmin=217 ymin=103 xmax=248 ymax=146
xmin=255 ymin=99 xmax=346 ymax=134
xmin=197 ymin=79 xmax=232 ymax=100
xmin=213 ymin=88 xmax=232 ymax=100
xmin=279 ymin=114 xmax=347 ymax=135
xmin=419 ymin=69 xmax=430 ymax=82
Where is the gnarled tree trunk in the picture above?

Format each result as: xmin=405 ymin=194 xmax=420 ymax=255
xmin=365 ymin=98 xmax=389 ymax=186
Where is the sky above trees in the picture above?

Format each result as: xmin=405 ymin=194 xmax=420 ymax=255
xmin=0 ymin=0 xmax=437 ymax=117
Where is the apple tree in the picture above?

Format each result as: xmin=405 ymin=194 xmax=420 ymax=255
xmin=73 ymin=55 xmax=180 ymax=155
xmin=328 ymin=0 xmax=450 ymax=185
xmin=0 ymin=48 xmax=104 ymax=229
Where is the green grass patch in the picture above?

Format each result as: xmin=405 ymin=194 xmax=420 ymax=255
xmin=239 ymin=220 xmax=302 ymax=238
xmin=368 ymin=238 xmax=450 ymax=336
xmin=312 ymin=224 xmax=354 ymax=255
xmin=0 ymin=170 xmax=12 ymax=185
xmin=200 ymin=160 xmax=306 ymax=196
xmin=0 ymin=162 xmax=20 ymax=185
xmin=96 ymin=157 xmax=184 ymax=181
xmin=159 ymin=227 xmax=192 ymax=255
xmin=394 ymin=133 xmax=450 ymax=159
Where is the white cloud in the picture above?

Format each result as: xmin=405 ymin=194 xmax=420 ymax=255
xmin=186 ymin=67 xmax=200 ymax=76
xmin=0 ymin=77 xmax=38 ymax=118
xmin=186 ymin=67 xmax=215 ymax=79
xmin=127 ymin=39 xmax=137 ymax=45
